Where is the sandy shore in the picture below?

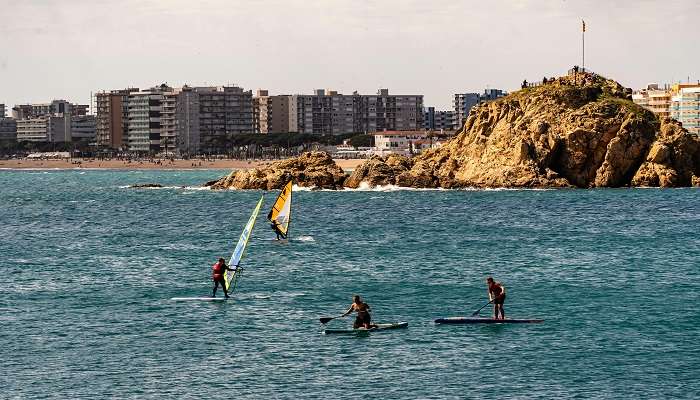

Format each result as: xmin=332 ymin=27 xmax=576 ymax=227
xmin=0 ymin=158 xmax=366 ymax=171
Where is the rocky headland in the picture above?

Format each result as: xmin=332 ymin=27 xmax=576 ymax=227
xmin=208 ymin=72 xmax=700 ymax=190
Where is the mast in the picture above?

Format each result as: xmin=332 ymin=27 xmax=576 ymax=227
xmin=582 ymin=19 xmax=586 ymax=72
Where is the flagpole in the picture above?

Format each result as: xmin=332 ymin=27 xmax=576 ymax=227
xmin=582 ymin=20 xmax=585 ymax=72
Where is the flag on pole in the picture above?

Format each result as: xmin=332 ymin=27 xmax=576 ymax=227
xmin=582 ymin=20 xmax=586 ymax=32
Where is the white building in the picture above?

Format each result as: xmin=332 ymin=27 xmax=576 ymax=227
xmin=372 ymin=131 xmax=443 ymax=156
xmin=16 ymin=116 xmax=69 ymax=142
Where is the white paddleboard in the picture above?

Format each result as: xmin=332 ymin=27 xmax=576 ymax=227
xmin=171 ymin=297 xmax=228 ymax=301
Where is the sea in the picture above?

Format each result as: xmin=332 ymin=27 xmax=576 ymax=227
xmin=1 ymin=169 xmax=698 ymax=399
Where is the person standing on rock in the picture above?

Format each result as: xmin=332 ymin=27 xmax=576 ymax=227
xmin=486 ymin=277 xmax=506 ymax=320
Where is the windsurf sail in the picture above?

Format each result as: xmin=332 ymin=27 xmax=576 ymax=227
xmin=267 ymin=180 xmax=292 ymax=239
xmin=225 ymin=196 xmax=264 ymax=292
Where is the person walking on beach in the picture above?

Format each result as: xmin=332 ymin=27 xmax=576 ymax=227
xmin=486 ymin=277 xmax=506 ymax=320
xmin=343 ymin=295 xmax=377 ymax=329
xmin=211 ymin=257 xmax=233 ymax=298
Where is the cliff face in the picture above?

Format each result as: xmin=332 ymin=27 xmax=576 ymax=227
xmin=393 ymin=72 xmax=699 ymax=188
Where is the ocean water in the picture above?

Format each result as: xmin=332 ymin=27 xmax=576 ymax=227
xmin=1 ymin=169 xmax=698 ymax=399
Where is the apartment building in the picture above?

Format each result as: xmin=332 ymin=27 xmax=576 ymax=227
xmin=0 ymin=104 xmax=5 ymax=118
xmin=0 ymin=118 xmax=16 ymax=144
xmin=253 ymin=90 xmax=271 ymax=133
xmin=12 ymin=100 xmax=88 ymax=120
xmin=16 ymin=116 xmax=68 ymax=142
xmin=70 ymin=115 xmax=97 ymax=142
xmin=424 ymin=107 xmax=456 ymax=131
xmin=292 ymin=89 xmax=424 ymax=134
xmin=670 ymin=86 xmax=700 ymax=135
xmin=176 ymin=86 xmax=254 ymax=154
xmin=96 ymin=88 xmax=138 ymax=149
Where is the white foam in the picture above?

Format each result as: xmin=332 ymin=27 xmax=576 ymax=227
xmin=295 ymin=235 xmax=315 ymax=242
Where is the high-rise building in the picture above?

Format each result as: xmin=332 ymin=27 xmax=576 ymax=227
xmin=161 ymin=91 xmax=179 ymax=154
xmin=70 ymin=115 xmax=96 ymax=142
xmin=16 ymin=116 xmax=70 ymax=142
xmin=0 ymin=118 xmax=16 ymax=144
xmin=253 ymin=90 xmax=271 ymax=134
xmin=670 ymin=86 xmax=700 ymax=135
xmin=95 ymin=88 xmax=138 ymax=149
xmin=12 ymin=100 xmax=87 ymax=120
xmin=175 ymin=86 xmax=254 ymax=154
xmin=127 ymin=85 xmax=174 ymax=153
xmin=424 ymin=107 xmax=456 ymax=131
xmin=288 ymin=89 xmax=423 ymax=135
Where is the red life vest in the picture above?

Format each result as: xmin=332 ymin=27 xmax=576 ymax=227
xmin=212 ymin=262 xmax=223 ymax=280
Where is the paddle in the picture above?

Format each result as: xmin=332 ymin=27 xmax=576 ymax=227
xmin=471 ymin=299 xmax=495 ymax=316
xmin=319 ymin=315 xmax=346 ymax=324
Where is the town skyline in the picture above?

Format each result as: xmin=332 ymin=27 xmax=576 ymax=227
xmin=2 ymin=0 xmax=699 ymax=111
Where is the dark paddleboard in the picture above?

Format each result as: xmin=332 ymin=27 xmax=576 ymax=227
xmin=171 ymin=297 xmax=228 ymax=302
xmin=435 ymin=317 xmax=543 ymax=324
xmin=323 ymin=322 xmax=408 ymax=334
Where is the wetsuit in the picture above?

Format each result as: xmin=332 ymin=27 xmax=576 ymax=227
xmin=212 ymin=261 xmax=232 ymax=298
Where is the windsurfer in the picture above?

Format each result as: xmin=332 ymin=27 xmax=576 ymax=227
xmin=270 ymin=220 xmax=284 ymax=240
xmin=212 ymin=257 xmax=233 ymax=298
xmin=343 ymin=295 xmax=377 ymax=329
xmin=486 ymin=277 xmax=506 ymax=319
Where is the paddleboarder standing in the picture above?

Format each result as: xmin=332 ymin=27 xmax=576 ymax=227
xmin=343 ymin=295 xmax=377 ymax=329
xmin=211 ymin=257 xmax=233 ymax=298
xmin=487 ymin=277 xmax=506 ymax=320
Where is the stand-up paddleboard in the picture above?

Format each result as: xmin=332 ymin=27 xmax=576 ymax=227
xmin=171 ymin=297 xmax=228 ymax=302
xmin=323 ymin=322 xmax=408 ymax=334
xmin=435 ymin=317 xmax=543 ymax=324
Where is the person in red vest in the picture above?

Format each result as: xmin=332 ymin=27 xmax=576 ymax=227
xmin=212 ymin=257 xmax=233 ymax=298
xmin=487 ymin=277 xmax=506 ymax=320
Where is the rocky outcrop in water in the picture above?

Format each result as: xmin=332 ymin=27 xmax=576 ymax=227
xmin=344 ymin=154 xmax=413 ymax=188
xmin=207 ymin=73 xmax=700 ymax=190
xmin=631 ymin=117 xmax=700 ymax=187
xmin=352 ymin=72 xmax=700 ymax=188
xmin=129 ymin=183 xmax=163 ymax=188
xmin=207 ymin=151 xmax=346 ymax=190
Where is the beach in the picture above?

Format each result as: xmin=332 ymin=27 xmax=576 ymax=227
xmin=0 ymin=157 xmax=366 ymax=170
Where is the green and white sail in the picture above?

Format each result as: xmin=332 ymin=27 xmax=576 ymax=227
xmin=225 ymin=196 xmax=263 ymax=292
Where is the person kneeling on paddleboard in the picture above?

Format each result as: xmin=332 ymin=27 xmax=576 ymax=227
xmin=487 ymin=277 xmax=506 ymax=320
xmin=212 ymin=258 xmax=233 ymax=298
xmin=343 ymin=295 xmax=377 ymax=329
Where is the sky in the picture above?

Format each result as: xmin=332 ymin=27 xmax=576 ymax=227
xmin=1 ymin=0 xmax=698 ymax=111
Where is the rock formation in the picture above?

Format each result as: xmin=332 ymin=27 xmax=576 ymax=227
xmin=207 ymin=151 xmax=346 ymax=190
xmin=356 ymin=72 xmax=700 ymax=188
xmin=344 ymin=154 xmax=414 ymax=188
xmin=207 ymin=72 xmax=700 ymax=189
xmin=129 ymin=183 xmax=163 ymax=188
